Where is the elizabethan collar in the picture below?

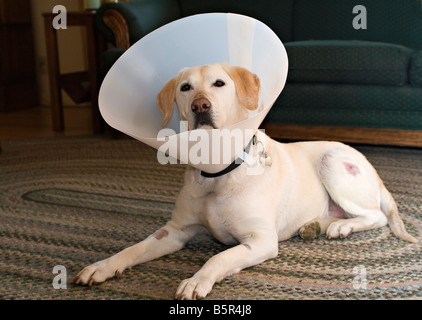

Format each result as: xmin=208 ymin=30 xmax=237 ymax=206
xmin=99 ymin=13 xmax=288 ymax=174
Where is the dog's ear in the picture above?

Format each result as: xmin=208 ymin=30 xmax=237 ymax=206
xmin=157 ymin=77 xmax=177 ymax=126
xmin=224 ymin=65 xmax=260 ymax=110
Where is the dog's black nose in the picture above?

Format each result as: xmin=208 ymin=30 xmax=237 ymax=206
xmin=191 ymin=98 xmax=211 ymax=114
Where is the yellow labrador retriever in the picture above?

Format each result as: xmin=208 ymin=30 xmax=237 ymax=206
xmin=75 ymin=63 xmax=417 ymax=299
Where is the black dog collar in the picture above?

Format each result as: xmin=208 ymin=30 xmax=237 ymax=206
xmin=200 ymin=135 xmax=255 ymax=178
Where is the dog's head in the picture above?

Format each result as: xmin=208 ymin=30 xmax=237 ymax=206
xmin=157 ymin=63 xmax=260 ymax=130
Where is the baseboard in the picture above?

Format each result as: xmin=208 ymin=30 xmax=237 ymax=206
xmin=261 ymin=124 xmax=422 ymax=148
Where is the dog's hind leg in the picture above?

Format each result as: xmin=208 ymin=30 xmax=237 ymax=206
xmin=316 ymin=147 xmax=389 ymax=239
xmin=300 ymin=195 xmax=351 ymax=240
xmin=299 ymin=217 xmax=340 ymax=240
xmin=325 ymin=210 xmax=387 ymax=239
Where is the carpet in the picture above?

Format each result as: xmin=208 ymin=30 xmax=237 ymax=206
xmin=0 ymin=135 xmax=421 ymax=300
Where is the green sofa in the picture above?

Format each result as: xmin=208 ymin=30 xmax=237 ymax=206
xmin=95 ymin=0 xmax=422 ymax=147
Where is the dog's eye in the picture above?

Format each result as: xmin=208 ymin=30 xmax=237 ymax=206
xmin=213 ymin=80 xmax=225 ymax=87
xmin=180 ymin=83 xmax=191 ymax=92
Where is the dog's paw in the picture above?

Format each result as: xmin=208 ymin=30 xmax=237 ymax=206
xmin=74 ymin=259 xmax=124 ymax=286
xmin=299 ymin=221 xmax=321 ymax=240
xmin=326 ymin=220 xmax=353 ymax=239
xmin=174 ymin=275 xmax=213 ymax=300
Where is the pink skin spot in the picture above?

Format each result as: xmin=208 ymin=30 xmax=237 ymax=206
xmin=243 ymin=243 xmax=251 ymax=250
xmin=153 ymin=229 xmax=169 ymax=240
xmin=343 ymin=162 xmax=360 ymax=176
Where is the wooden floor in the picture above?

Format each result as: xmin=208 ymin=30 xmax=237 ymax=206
xmin=0 ymin=105 xmax=94 ymax=140
xmin=2 ymin=106 xmax=421 ymax=148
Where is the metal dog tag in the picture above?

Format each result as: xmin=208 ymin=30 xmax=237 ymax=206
xmin=259 ymin=151 xmax=272 ymax=166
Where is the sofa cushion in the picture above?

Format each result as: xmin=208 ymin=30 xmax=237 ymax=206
xmin=293 ymin=0 xmax=422 ymax=50
xmin=265 ymin=83 xmax=422 ymax=129
xmin=285 ymin=40 xmax=412 ymax=86
xmin=410 ymin=51 xmax=422 ymax=87
xmin=180 ymin=0 xmax=294 ymax=42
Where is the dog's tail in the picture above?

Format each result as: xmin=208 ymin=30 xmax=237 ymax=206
xmin=380 ymin=182 xmax=418 ymax=243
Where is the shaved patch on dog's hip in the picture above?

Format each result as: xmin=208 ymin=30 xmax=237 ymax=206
xmin=343 ymin=162 xmax=360 ymax=176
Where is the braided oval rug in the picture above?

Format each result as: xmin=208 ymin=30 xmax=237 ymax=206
xmin=0 ymin=136 xmax=421 ymax=300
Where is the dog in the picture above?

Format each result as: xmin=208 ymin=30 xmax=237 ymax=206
xmin=74 ymin=63 xmax=417 ymax=299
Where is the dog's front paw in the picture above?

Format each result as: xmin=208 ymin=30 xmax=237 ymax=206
xmin=74 ymin=258 xmax=124 ymax=286
xmin=174 ymin=275 xmax=214 ymax=300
